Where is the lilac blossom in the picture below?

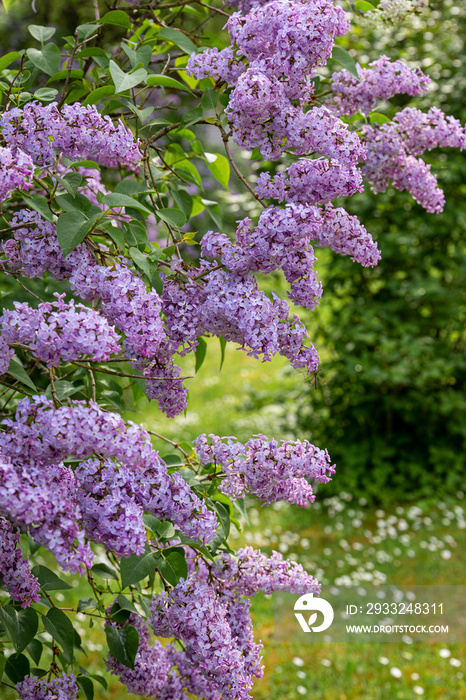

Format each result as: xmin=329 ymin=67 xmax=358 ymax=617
xmin=330 ymin=56 xmax=430 ymax=116
xmin=0 ymin=101 xmax=140 ymax=169
xmin=255 ymin=158 xmax=364 ymax=205
xmin=312 ymin=204 xmax=381 ymax=266
xmin=0 ymin=396 xmax=218 ymax=544
xmin=195 ymin=433 xmax=335 ymax=505
xmin=0 ymin=517 xmax=40 ymax=607
xmin=0 ymin=146 xmax=34 ymax=200
xmin=0 ymin=455 xmax=92 ymax=573
xmin=0 ymin=336 xmax=14 ymax=375
xmin=227 ymin=0 xmax=348 ymax=98
xmin=360 ymin=107 xmax=466 ymax=212
xmin=187 ymin=46 xmax=244 ymax=84
xmin=0 ymin=295 xmax=120 ymax=367
xmin=16 ymin=673 xmax=78 ymax=700
xmin=150 ymin=577 xmax=252 ymax=700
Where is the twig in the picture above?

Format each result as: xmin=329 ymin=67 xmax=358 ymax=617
xmin=72 ymin=361 xmax=193 ymax=381
xmin=147 ymin=429 xmax=190 ymax=457
xmin=13 ymin=277 xmax=44 ymax=302
xmin=220 ymin=127 xmax=266 ymax=207
xmin=0 ymin=221 xmax=36 ymax=236
xmin=87 ymin=363 xmax=97 ymax=402
xmin=93 ymin=0 xmax=100 ymax=21
xmin=48 ymin=368 xmax=61 ymax=407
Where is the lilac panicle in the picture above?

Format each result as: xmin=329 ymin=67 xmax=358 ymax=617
xmin=195 ymin=433 xmax=335 ymax=506
xmin=0 ymin=517 xmax=40 ymax=607
xmin=16 ymin=672 xmax=78 ymax=700
xmin=0 ymin=295 xmax=121 ymax=367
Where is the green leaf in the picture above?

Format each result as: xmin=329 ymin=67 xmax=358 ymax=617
xmin=142 ymin=514 xmax=162 ymax=532
xmin=91 ymin=563 xmax=118 ymax=580
xmin=331 ymin=46 xmax=360 ymax=81
xmin=45 ymin=380 xmax=83 ymax=402
xmin=26 ymin=44 xmax=61 ymax=76
xmin=0 ymin=651 xmax=5 ymax=682
xmin=77 ymin=598 xmax=98 ymax=613
xmin=213 ymin=500 xmax=230 ymax=539
xmin=77 ymin=23 xmax=100 ymax=41
xmin=204 ymin=201 xmax=222 ymax=230
xmin=180 ymin=106 xmax=203 ymax=129
xmin=129 ymin=247 xmax=151 ymax=278
xmin=146 ymin=74 xmax=193 ymax=94
xmin=172 ymin=189 xmax=193 ymax=218
xmin=156 ymin=208 xmax=187 ymax=228
xmin=0 ymin=606 xmax=38 ymax=654
xmin=195 ymin=337 xmax=207 ymax=374
xmin=5 ymin=355 xmax=36 ymax=391
xmin=120 ymin=549 xmax=160 ymax=589
xmin=0 ymin=51 xmax=21 ymax=72
xmin=355 ymin=0 xmax=375 ymax=10
xmin=109 ymin=61 xmax=147 ymax=94
xmin=82 ymin=85 xmax=115 ymax=106
xmin=116 ymin=595 xmax=138 ymax=614
xmin=219 ymin=336 xmax=226 ymax=371
xmin=5 ymin=653 xmax=30 ymax=684
xmin=154 ymin=520 xmax=176 ymax=539
xmin=106 ymin=224 xmax=125 ymax=251
xmin=370 ymin=112 xmax=391 ymax=125
xmin=105 ymin=625 xmax=139 ymax=669
xmin=103 ymin=192 xmax=151 ymax=214
xmin=56 ymin=209 xmax=103 ymax=257
xmin=205 ymin=153 xmax=230 ymax=189
xmin=101 ymin=10 xmax=132 ymax=29
xmin=34 ymin=87 xmax=58 ymax=101
xmin=26 ymin=639 xmax=42 ymax=666
xmin=28 ymin=25 xmax=56 ymax=42
xmin=158 ymin=551 xmax=188 ymax=586
xmin=47 ymin=69 xmax=84 ymax=83
xmin=77 ymin=676 xmax=94 ymax=700
xmin=43 ymin=608 xmax=75 ymax=662
xmin=157 ymin=28 xmax=197 ymax=56
xmin=31 ymin=565 xmax=72 ymax=591
xmin=2 ymin=0 xmax=19 ymax=13
xmin=201 ymin=88 xmax=218 ymax=111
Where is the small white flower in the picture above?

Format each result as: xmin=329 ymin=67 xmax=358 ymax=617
xmin=439 ymin=648 xmax=451 ymax=658
xmin=390 ymin=667 xmax=402 ymax=678
xmin=411 ymin=672 xmax=420 ymax=681
xmin=321 ymin=659 xmax=331 ymax=667
xmin=413 ymin=685 xmax=425 ymax=695
xmin=450 ymin=658 xmax=461 ymax=667
xmin=292 ymin=657 xmax=304 ymax=667
xmin=441 ymin=549 xmax=452 ymax=560
xmin=378 ymin=657 xmax=390 ymax=665
xmin=297 ymin=685 xmax=307 ymax=695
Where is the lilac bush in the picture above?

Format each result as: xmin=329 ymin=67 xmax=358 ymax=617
xmin=0 ymin=0 xmax=464 ymax=697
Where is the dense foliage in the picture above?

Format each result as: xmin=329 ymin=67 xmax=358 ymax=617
xmin=285 ymin=1 xmax=466 ymax=501
xmin=0 ymin=0 xmax=464 ymax=697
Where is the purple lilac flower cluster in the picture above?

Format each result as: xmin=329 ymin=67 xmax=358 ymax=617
xmin=195 ymin=433 xmax=335 ymax=505
xmin=0 ymin=397 xmax=218 ymax=548
xmin=0 ymin=101 xmax=140 ymax=169
xmin=150 ymin=577 xmax=252 ymax=700
xmin=227 ymin=0 xmax=348 ymax=99
xmin=16 ymin=673 xmax=78 ymax=700
xmin=0 ymin=146 xmax=34 ymax=201
xmin=188 ymin=0 xmax=364 ymax=164
xmin=1 ymin=209 xmax=186 ymax=415
xmin=0 ymin=517 xmax=40 ymax=607
xmin=0 ymin=453 xmax=92 ymax=572
xmin=162 ymin=255 xmax=321 ymax=371
xmin=330 ymin=55 xmax=430 ymax=116
xmin=0 ymin=295 xmax=120 ymax=368
xmin=255 ymin=158 xmax=364 ymax=205
xmin=361 ymin=107 xmax=466 ymax=212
